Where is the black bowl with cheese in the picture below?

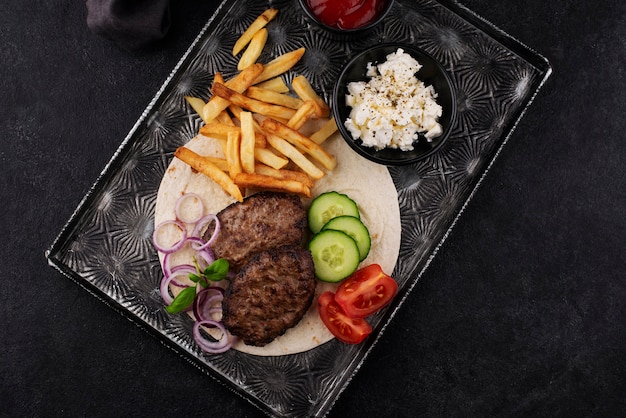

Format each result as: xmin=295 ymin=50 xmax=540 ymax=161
xmin=332 ymin=44 xmax=456 ymax=166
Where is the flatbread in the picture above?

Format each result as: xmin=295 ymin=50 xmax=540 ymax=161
xmin=154 ymin=125 xmax=401 ymax=356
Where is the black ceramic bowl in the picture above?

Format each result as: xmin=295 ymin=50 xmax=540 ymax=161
xmin=297 ymin=0 xmax=394 ymax=34
xmin=332 ymin=44 xmax=457 ymax=166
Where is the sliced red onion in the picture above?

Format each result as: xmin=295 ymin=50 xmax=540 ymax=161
xmin=159 ymin=271 xmax=191 ymax=305
xmin=186 ymin=236 xmax=210 ymax=252
xmin=175 ymin=193 xmax=204 ymax=224
xmin=168 ymin=263 xmax=196 ymax=287
xmin=196 ymin=248 xmax=216 ymax=267
xmin=193 ymin=287 xmax=224 ymax=322
xmin=153 ymin=219 xmax=187 ymax=254
xmin=193 ymin=320 xmax=233 ymax=353
xmin=191 ymin=214 xmax=220 ymax=245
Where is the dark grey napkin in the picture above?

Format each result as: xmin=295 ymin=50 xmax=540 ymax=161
xmin=86 ymin=0 xmax=171 ymax=50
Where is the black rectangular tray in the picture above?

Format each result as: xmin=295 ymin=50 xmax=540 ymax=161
xmin=47 ymin=0 xmax=551 ymax=416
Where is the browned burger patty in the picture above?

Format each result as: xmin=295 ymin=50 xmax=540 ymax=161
xmin=204 ymin=192 xmax=307 ymax=272
xmin=222 ymin=245 xmax=316 ymax=346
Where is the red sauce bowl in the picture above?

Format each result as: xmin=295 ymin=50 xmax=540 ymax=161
xmin=298 ymin=0 xmax=394 ymax=33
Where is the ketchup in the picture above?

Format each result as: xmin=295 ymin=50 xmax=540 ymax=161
xmin=305 ymin=0 xmax=388 ymax=30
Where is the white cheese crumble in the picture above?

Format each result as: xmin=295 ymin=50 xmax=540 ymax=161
xmin=344 ymin=48 xmax=443 ymax=151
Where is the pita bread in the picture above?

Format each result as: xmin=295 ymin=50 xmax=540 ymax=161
xmin=154 ymin=124 xmax=401 ymax=356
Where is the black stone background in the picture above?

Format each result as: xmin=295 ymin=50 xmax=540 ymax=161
xmin=2 ymin=0 xmax=624 ymax=416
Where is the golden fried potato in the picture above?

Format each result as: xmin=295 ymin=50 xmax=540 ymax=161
xmin=233 ymin=172 xmax=311 ymax=198
xmin=211 ymin=83 xmax=296 ymax=120
xmin=238 ymin=28 xmax=268 ymax=70
xmin=202 ymin=64 xmax=264 ymax=122
xmin=266 ymin=134 xmax=325 ymax=180
xmin=286 ymin=100 xmax=317 ymax=130
xmin=291 ymin=75 xmax=330 ymax=118
xmin=255 ymin=77 xmax=290 ymax=93
xmin=309 ymin=116 xmax=338 ymax=144
xmin=261 ymin=118 xmax=336 ymax=171
xmin=239 ymin=111 xmax=256 ymax=174
xmin=232 ymin=8 xmax=278 ymax=56
xmin=245 ymin=86 xmax=304 ymax=109
xmin=254 ymin=48 xmax=305 ymax=84
xmin=174 ymin=146 xmax=242 ymax=202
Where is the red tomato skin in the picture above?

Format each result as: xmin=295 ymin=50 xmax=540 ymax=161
xmin=334 ymin=264 xmax=398 ymax=318
xmin=318 ymin=291 xmax=372 ymax=344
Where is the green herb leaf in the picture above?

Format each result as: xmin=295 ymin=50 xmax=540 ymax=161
xmin=189 ymin=273 xmax=202 ymax=283
xmin=165 ymin=286 xmax=197 ymax=314
xmin=204 ymin=258 xmax=229 ymax=281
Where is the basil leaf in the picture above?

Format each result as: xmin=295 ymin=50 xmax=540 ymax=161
xmin=165 ymin=286 xmax=197 ymax=314
xmin=189 ymin=273 xmax=202 ymax=283
xmin=204 ymin=258 xmax=229 ymax=281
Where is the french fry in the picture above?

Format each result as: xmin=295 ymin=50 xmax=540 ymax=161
xmin=212 ymin=83 xmax=297 ymax=120
xmin=238 ymin=28 xmax=268 ymax=70
xmin=233 ymin=172 xmax=311 ymax=198
xmin=199 ymin=156 xmax=229 ymax=172
xmin=254 ymin=163 xmax=314 ymax=188
xmin=202 ymin=64 xmax=264 ymax=122
xmin=232 ymin=8 xmax=279 ymax=56
xmin=254 ymin=48 xmax=306 ymax=84
xmin=262 ymin=118 xmax=336 ymax=170
xmin=214 ymin=72 xmax=225 ymax=84
xmin=245 ymin=86 xmax=303 ymax=109
xmin=199 ymin=121 xmax=239 ymax=137
xmin=239 ymin=111 xmax=256 ymax=174
xmin=310 ymin=116 xmax=338 ymax=144
xmin=216 ymin=110 xmax=236 ymax=126
xmin=255 ymin=77 xmax=290 ymax=93
xmin=222 ymin=63 xmax=265 ymax=93
xmin=174 ymin=147 xmax=242 ymax=202
xmin=292 ymin=75 xmax=330 ymax=118
xmin=266 ymin=134 xmax=325 ymax=180
xmin=185 ymin=96 xmax=207 ymax=121
xmin=226 ymin=130 xmax=242 ymax=177
xmin=286 ymin=100 xmax=317 ymax=130
xmin=254 ymin=147 xmax=288 ymax=170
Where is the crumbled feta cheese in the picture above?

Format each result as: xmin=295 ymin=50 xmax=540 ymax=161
xmin=344 ymin=48 xmax=443 ymax=151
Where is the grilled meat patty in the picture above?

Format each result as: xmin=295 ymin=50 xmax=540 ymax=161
xmin=204 ymin=192 xmax=308 ymax=273
xmin=222 ymin=245 xmax=316 ymax=346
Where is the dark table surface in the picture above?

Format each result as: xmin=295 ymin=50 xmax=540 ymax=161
xmin=2 ymin=0 xmax=625 ymax=416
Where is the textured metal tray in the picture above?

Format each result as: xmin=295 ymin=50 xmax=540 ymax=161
xmin=47 ymin=0 xmax=551 ymax=416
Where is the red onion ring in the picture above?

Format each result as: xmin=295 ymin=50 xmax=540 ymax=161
xmin=168 ymin=263 xmax=196 ymax=287
xmin=175 ymin=193 xmax=204 ymax=224
xmin=152 ymin=220 xmax=187 ymax=254
xmin=155 ymin=204 xmax=231 ymax=353
xmin=193 ymin=320 xmax=233 ymax=353
xmin=191 ymin=214 xmax=220 ymax=247
xmin=196 ymin=248 xmax=216 ymax=267
xmin=159 ymin=270 xmax=191 ymax=305
xmin=193 ymin=287 xmax=225 ymax=322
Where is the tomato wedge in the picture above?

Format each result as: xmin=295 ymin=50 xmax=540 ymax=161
xmin=334 ymin=264 xmax=398 ymax=318
xmin=318 ymin=291 xmax=372 ymax=344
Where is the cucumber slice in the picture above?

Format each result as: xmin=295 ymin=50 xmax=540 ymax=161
xmin=322 ymin=216 xmax=371 ymax=261
xmin=308 ymin=230 xmax=360 ymax=282
xmin=308 ymin=191 xmax=360 ymax=234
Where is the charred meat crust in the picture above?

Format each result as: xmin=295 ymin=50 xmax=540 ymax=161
xmin=204 ymin=192 xmax=308 ymax=273
xmin=222 ymin=245 xmax=316 ymax=346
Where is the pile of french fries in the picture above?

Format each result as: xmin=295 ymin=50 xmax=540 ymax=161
xmin=175 ymin=8 xmax=339 ymax=202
